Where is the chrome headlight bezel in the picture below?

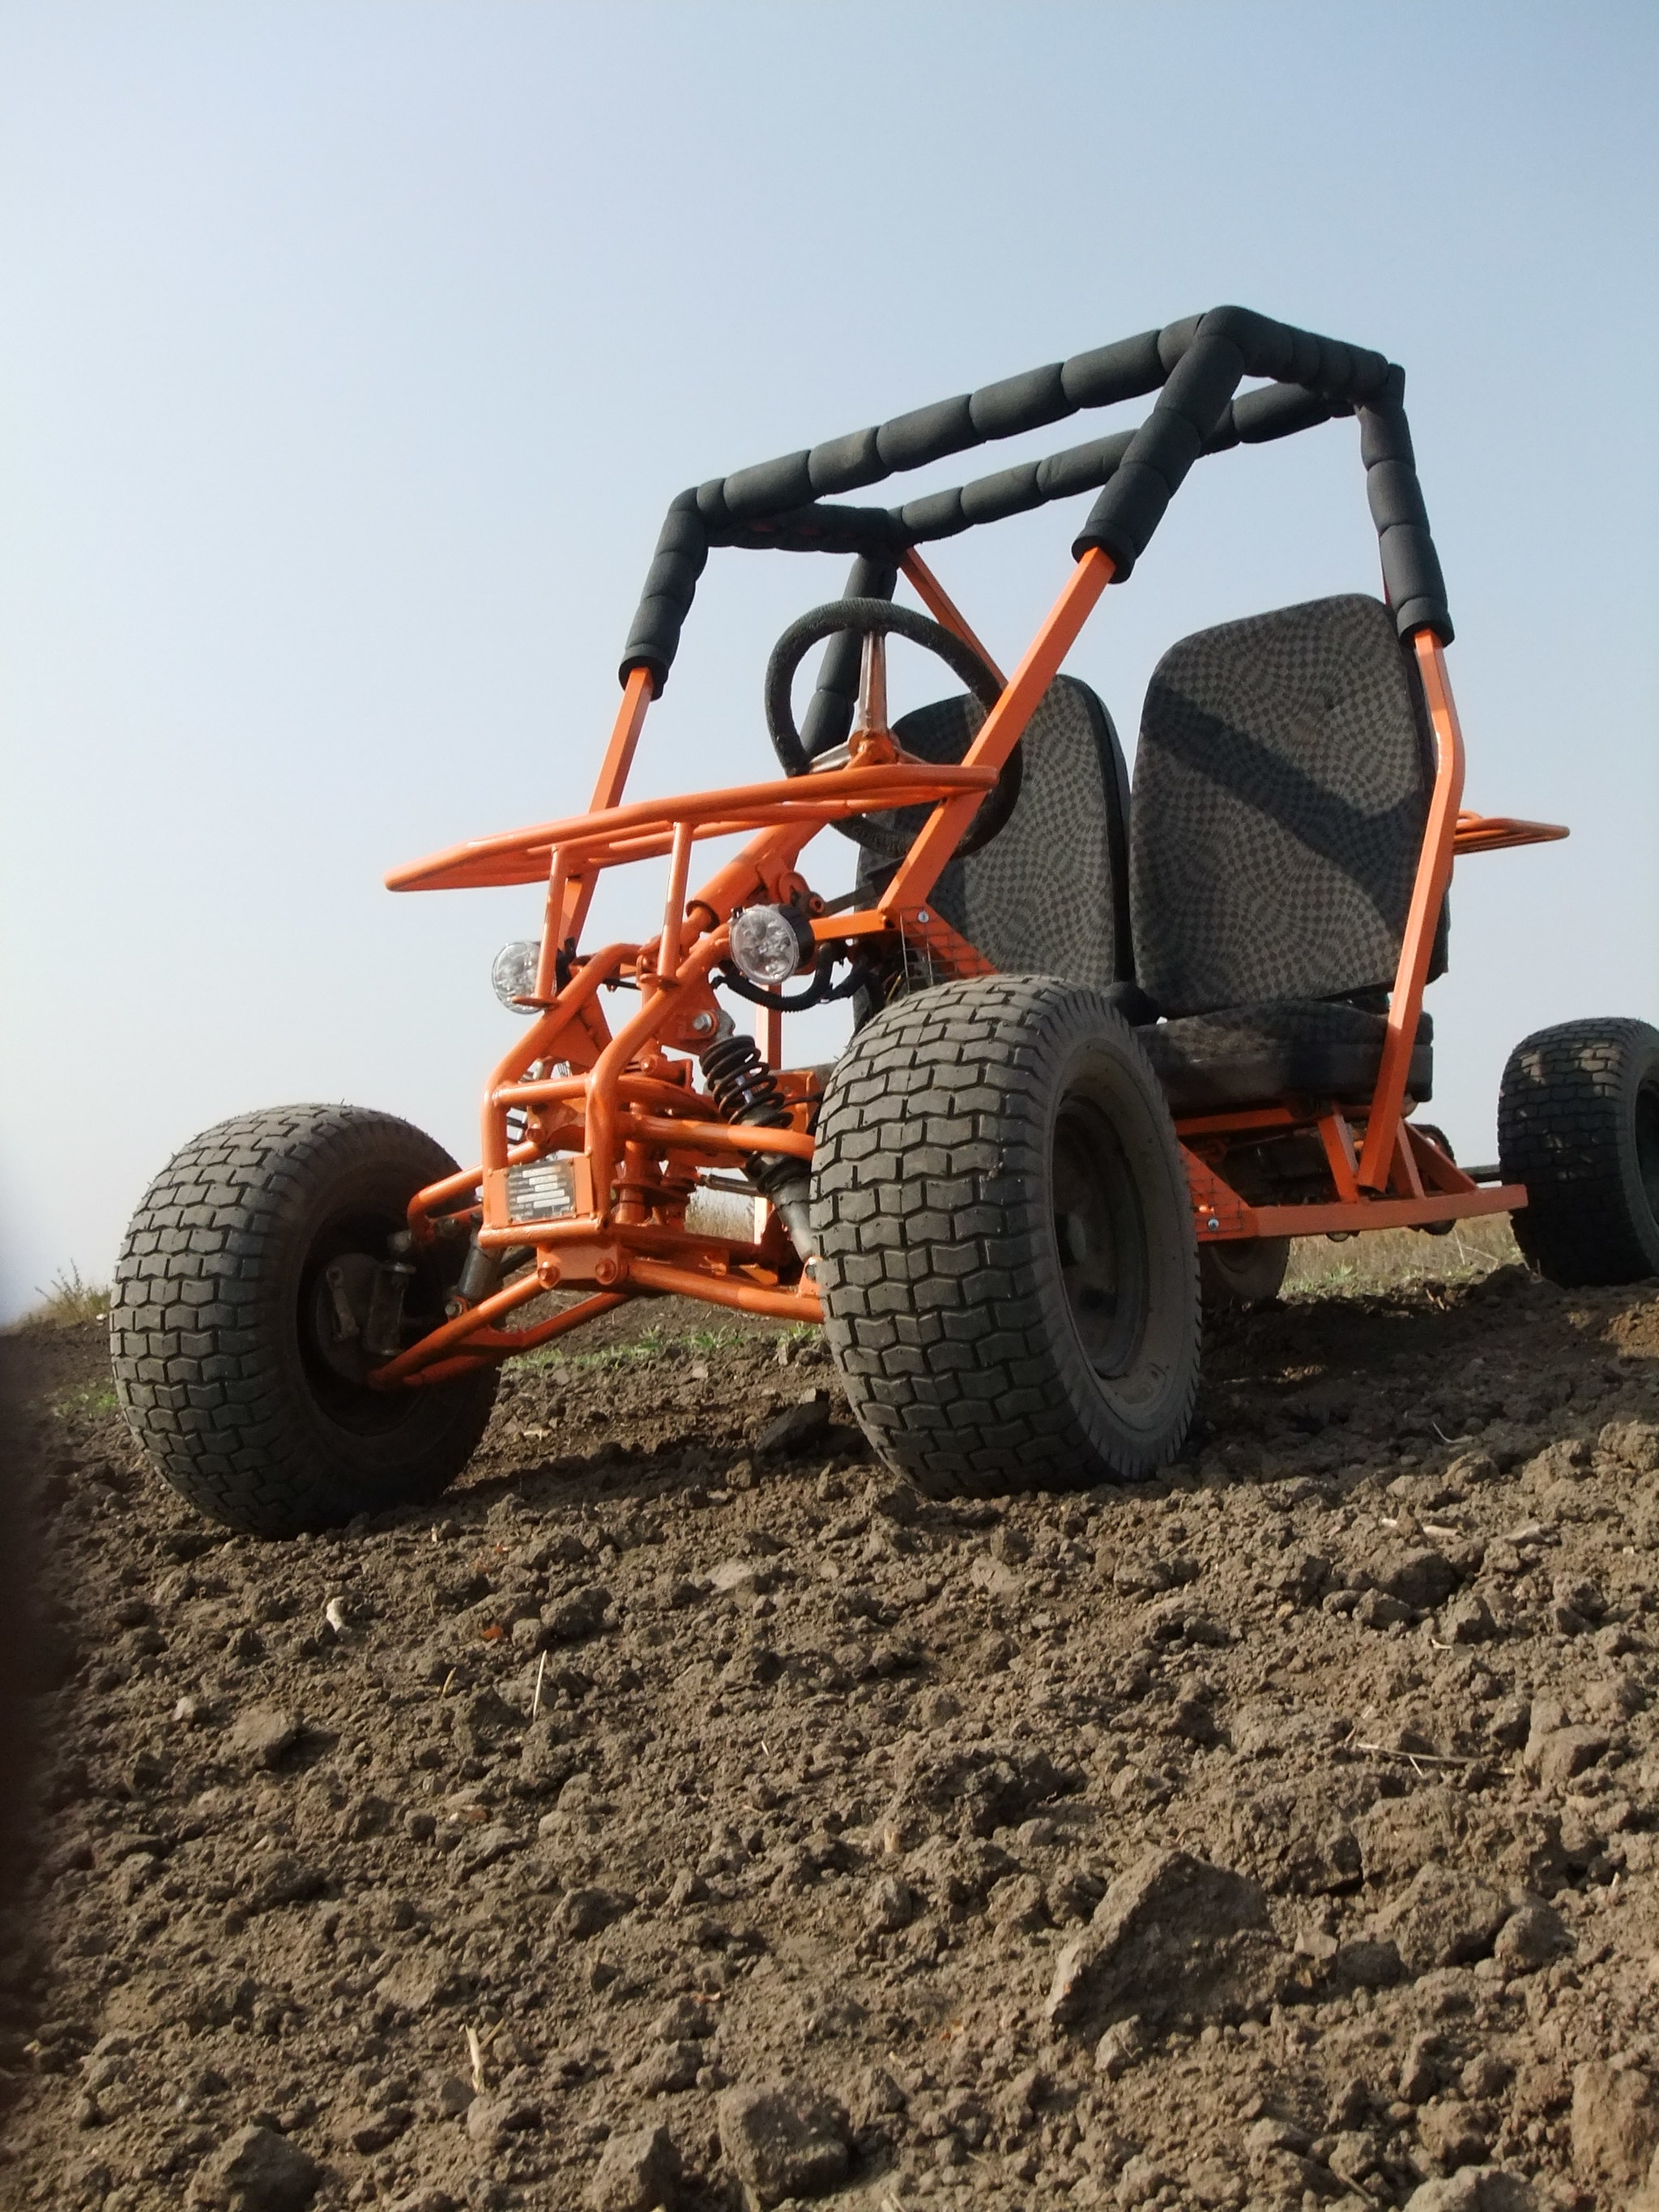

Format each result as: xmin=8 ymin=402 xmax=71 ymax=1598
xmin=728 ymin=903 xmax=814 ymax=987
xmin=491 ymin=940 xmax=541 ymax=1016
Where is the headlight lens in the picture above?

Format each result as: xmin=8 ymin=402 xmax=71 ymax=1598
xmin=729 ymin=903 xmax=813 ymax=987
xmin=492 ymin=940 xmax=541 ymax=1015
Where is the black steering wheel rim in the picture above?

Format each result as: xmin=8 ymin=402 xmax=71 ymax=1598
xmin=763 ymin=597 xmax=1021 ymax=862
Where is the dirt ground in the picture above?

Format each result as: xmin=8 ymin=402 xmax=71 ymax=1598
xmin=2 ymin=1253 xmax=1658 ymax=2212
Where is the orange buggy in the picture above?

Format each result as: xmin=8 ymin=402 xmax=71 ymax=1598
xmin=113 ymin=307 xmax=1659 ymax=1535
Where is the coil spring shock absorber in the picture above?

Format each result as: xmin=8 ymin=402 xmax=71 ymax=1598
xmin=698 ymin=1034 xmax=817 ymax=1264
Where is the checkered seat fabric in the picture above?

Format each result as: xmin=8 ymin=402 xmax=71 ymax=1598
xmin=1129 ymin=595 xmax=1443 ymax=1114
xmin=857 ymin=675 xmax=1132 ymax=991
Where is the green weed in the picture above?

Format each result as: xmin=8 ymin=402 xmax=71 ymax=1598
xmin=19 ymin=1264 xmax=110 ymax=1329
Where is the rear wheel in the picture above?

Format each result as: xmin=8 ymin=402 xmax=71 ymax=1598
xmin=1497 ymin=1019 xmax=1659 ymax=1286
xmin=1200 ymin=1237 xmax=1290 ymax=1312
xmin=812 ymin=974 xmax=1201 ymax=1496
xmin=112 ymin=1105 xmax=497 ymax=1536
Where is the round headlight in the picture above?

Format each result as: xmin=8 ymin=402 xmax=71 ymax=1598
xmin=492 ymin=940 xmax=541 ymax=1015
xmin=728 ymin=903 xmax=814 ymax=987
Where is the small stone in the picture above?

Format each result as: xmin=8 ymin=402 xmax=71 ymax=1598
xmin=1569 ymin=2061 xmax=1659 ymax=2197
xmin=242 ymin=1853 xmax=328 ymax=1914
xmin=916 ymin=1686 xmax=961 ymax=1727
xmin=865 ymin=1478 xmax=919 ymax=1525
xmin=1418 ymin=2097 xmax=1488 ymax=2169
xmin=756 ymin=1392 xmax=831 ymax=1456
xmin=1594 ymin=1621 xmax=1638 ymax=1660
xmin=434 ymin=2076 xmax=474 ymax=2117
xmin=988 ymin=1871 xmax=1048 ymax=1933
xmin=1528 ymin=1724 xmax=1611 ymax=1792
xmin=518 ymin=1717 xmax=575 ymax=1793
xmin=708 ymin=1558 xmax=774 ymax=1597
xmin=1246 ymin=2116 xmax=1311 ymax=2157
xmin=1375 ymin=1549 xmax=1461 ymax=1610
xmin=1487 ymin=1695 xmax=1531 ymax=1750
xmin=1597 ymin=1418 xmax=1659 ymax=1472
xmin=344 ymin=2105 xmax=412 ymax=2154
xmin=650 ymin=1996 xmax=714 ymax=2043
xmin=1440 ymin=1591 xmax=1497 ymax=1645
xmin=1492 ymin=1901 xmax=1570 ymax=1972
xmin=1357 ymin=1589 xmax=1414 ymax=1630
xmin=1116 ymin=2151 xmax=1172 ymax=2205
xmin=1371 ymin=1866 xmax=1508 ymax=1976
xmin=1400 ymin=2033 xmax=1444 ymax=2106
xmin=557 ymin=1886 xmax=632 ymax=1940
xmin=188 ymin=2124 xmax=320 ymax=2212
xmin=852 ymin=2064 xmax=907 ymax=2121
xmin=465 ymin=2093 xmax=539 ymax=2149
xmin=1445 ymin=1451 xmax=1500 ymax=1488
xmin=1094 ymin=2017 xmax=1147 ymax=2079
xmin=1186 ymin=2154 xmax=1246 ymax=2209
xmin=716 ymin=2081 xmax=851 ymax=2206
xmin=586 ymin=2121 xmax=683 ymax=2211
xmin=1047 ymin=1849 xmax=1286 ymax=2037
xmin=1461 ymin=2054 xmax=1512 ymax=2102
xmin=632 ymin=2041 xmax=702 ymax=2095
xmin=1327 ymin=2078 xmax=1371 ymax=2132
xmin=542 ymin=1586 xmax=612 ymax=1644
xmin=863 ymin=1874 xmax=916 ymax=1933
xmin=227 ymin=1707 xmax=303 ymax=1771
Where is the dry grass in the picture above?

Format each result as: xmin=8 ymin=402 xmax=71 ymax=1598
xmin=16 ymin=1264 xmax=111 ymax=1330
xmin=1283 ymin=1211 xmax=1520 ymax=1299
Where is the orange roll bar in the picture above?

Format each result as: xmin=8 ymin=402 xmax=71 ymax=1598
xmin=560 ymin=663 xmax=654 ymax=947
xmin=899 ymin=550 xmax=1007 ymax=688
xmin=1357 ymin=630 xmax=1465 ymax=1191
xmin=882 ymin=548 xmax=1115 ymax=913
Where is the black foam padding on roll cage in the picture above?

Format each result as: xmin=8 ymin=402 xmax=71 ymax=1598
xmin=619 ymin=307 xmax=1452 ymax=693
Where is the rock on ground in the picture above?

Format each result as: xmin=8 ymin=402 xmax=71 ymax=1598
xmin=586 ymin=2120 xmax=683 ymax=2210
xmin=716 ymin=2080 xmax=851 ymax=2205
xmin=187 ymin=2124 xmax=321 ymax=2212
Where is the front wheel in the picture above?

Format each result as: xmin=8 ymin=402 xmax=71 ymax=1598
xmin=112 ymin=1105 xmax=497 ymax=1536
xmin=812 ymin=975 xmax=1201 ymax=1496
xmin=1498 ymin=1018 xmax=1659 ymax=1286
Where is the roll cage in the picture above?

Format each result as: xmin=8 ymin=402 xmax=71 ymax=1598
xmin=378 ymin=306 xmax=1563 ymax=1388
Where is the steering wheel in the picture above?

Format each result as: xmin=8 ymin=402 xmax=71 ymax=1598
xmin=763 ymin=597 xmax=1020 ymax=862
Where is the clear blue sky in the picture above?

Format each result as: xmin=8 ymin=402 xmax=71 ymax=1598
xmin=3 ymin=1 xmax=1656 ymax=1319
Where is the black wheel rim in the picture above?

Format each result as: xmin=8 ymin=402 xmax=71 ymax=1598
xmin=1636 ymin=1079 xmax=1659 ymax=1225
xmin=296 ymin=1206 xmax=447 ymax=1438
xmin=1051 ymin=1093 xmax=1149 ymax=1379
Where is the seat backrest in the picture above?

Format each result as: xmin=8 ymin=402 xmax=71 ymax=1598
xmin=858 ymin=674 xmax=1132 ymax=989
xmin=1129 ymin=594 xmax=1445 ymax=1018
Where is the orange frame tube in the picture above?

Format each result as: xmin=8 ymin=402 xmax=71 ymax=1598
xmin=377 ymin=545 xmax=1547 ymax=1388
xmin=1356 ymin=631 xmax=1465 ymax=1191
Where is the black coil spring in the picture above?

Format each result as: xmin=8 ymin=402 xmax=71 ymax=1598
xmin=698 ymin=1034 xmax=788 ymax=1127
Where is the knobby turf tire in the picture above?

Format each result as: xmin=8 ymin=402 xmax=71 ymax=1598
xmin=1498 ymin=1018 xmax=1659 ymax=1287
xmin=812 ymin=974 xmax=1201 ymax=1497
xmin=111 ymin=1105 xmax=497 ymax=1536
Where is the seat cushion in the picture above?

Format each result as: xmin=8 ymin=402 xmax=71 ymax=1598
xmin=1130 ymin=595 xmax=1446 ymax=1017
xmin=1136 ymin=999 xmax=1434 ymax=1116
xmin=856 ymin=674 xmax=1132 ymax=991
